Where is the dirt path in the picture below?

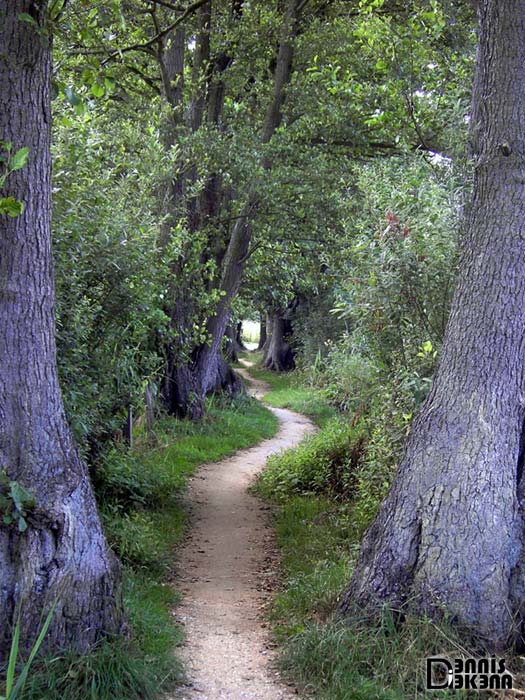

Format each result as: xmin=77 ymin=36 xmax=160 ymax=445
xmin=173 ymin=361 xmax=315 ymax=700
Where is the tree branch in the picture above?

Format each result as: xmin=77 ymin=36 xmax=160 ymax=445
xmin=116 ymin=0 xmax=210 ymax=55
xmin=74 ymin=0 xmax=210 ymax=65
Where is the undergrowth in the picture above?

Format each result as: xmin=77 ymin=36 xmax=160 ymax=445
xmin=18 ymin=393 xmax=278 ymax=700
xmin=243 ymin=354 xmax=336 ymax=428
xmin=247 ymin=362 xmax=500 ymax=699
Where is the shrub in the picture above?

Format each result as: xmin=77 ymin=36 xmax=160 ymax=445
xmin=258 ymin=418 xmax=367 ymax=501
xmin=93 ymin=447 xmax=173 ymax=510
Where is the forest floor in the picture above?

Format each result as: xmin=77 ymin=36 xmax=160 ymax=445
xmin=172 ymin=359 xmax=316 ymax=700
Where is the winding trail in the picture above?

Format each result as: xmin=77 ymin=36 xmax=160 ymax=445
xmin=173 ymin=360 xmax=315 ymax=700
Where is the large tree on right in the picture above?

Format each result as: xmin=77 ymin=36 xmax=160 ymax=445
xmin=341 ymin=0 xmax=525 ymax=650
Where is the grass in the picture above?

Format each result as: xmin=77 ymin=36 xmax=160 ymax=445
xmin=278 ymin=612 xmax=489 ymax=700
xmin=241 ymin=352 xmax=337 ymax=428
xmin=261 ymin=490 xmax=492 ymax=700
xmin=18 ymin=393 xmax=278 ymax=700
xmin=20 ymin=572 xmax=183 ymax=700
xmin=248 ymin=366 xmax=502 ymax=699
xmin=269 ymin=496 xmax=354 ymax=637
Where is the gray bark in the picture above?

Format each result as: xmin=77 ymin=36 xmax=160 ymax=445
xmin=189 ymin=0 xmax=301 ymax=402
xmin=0 ymin=0 xmax=123 ymax=658
xmin=257 ymin=314 xmax=267 ymax=350
xmin=341 ymin=0 xmax=525 ymax=651
xmin=263 ymin=310 xmax=295 ymax=372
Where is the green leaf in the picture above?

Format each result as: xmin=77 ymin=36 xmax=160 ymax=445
xmin=10 ymin=147 xmax=29 ymax=171
xmin=9 ymin=481 xmax=35 ymax=512
xmin=11 ymin=603 xmax=56 ymax=700
xmin=65 ymin=87 xmax=81 ymax=106
xmin=18 ymin=12 xmax=37 ymax=25
xmin=90 ymin=82 xmax=105 ymax=98
xmin=104 ymin=77 xmax=116 ymax=94
xmin=5 ymin=616 xmax=20 ymax=697
xmin=0 ymin=197 xmax=24 ymax=217
xmin=74 ymin=101 xmax=87 ymax=117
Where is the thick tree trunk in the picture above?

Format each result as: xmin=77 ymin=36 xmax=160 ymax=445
xmin=341 ymin=0 xmax=525 ymax=651
xmin=263 ymin=310 xmax=295 ymax=372
xmin=0 ymin=1 xmax=123 ymax=658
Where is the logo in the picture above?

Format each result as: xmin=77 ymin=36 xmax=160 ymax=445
xmin=426 ymin=657 xmax=513 ymax=691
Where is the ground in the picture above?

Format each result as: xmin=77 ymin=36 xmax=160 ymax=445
xmin=172 ymin=361 xmax=315 ymax=700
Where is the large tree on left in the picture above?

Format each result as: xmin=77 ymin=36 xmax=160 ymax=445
xmin=0 ymin=1 xmax=123 ymax=658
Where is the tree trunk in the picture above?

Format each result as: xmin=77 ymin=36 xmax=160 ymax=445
xmin=224 ymin=323 xmax=239 ymax=363
xmin=0 ymin=1 xmax=123 ymax=658
xmin=263 ymin=310 xmax=295 ymax=372
xmin=188 ymin=0 xmax=301 ymax=397
xmin=257 ymin=313 xmax=267 ymax=350
xmin=340 ymin=0 xmax=525 ymax=651
xmin=235 ymin=321 xmax=246 ymax=350
xmin=159 ymin=0 xmax=302 ymax=417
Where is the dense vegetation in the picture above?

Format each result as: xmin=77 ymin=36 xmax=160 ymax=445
xmin=251 ymin=365 xmax=478 ymax=698
xmin=19 ymin=395 xmax=277 ymax=700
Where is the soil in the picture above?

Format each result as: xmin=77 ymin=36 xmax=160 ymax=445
xmin=172 ymin=361 xmax=315 ymax=700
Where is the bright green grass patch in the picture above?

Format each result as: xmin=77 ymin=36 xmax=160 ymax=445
xmin=102 ymin=502 xmax=186 ymax=572
xmin=95 ymin=394 xmax=278 ymax=513
xmin=257 ymin=418 xmax=366 ymax=502
xmin=242 ymin=361 xmax=336 ymax=428
xmin=18 ymin=394 xmax=278 ymax=700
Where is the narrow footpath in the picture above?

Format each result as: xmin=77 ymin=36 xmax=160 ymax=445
xmin=173 ymin=360 xmax=315 ymax=700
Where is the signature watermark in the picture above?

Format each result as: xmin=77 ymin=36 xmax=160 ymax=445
xmin=426 ymin=657 xmax=513 ymax=691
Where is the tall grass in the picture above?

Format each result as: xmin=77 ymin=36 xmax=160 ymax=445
xmin=15 ymin=393 xmax=278 ymax=700
xmin=252 ymin=367 xmax=508 ymax=699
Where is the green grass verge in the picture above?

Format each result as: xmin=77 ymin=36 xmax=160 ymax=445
xmin=252 ymin=372 xmax=486 ymax=699
xmin=262 ymin=492 xmax=485 ymax=700
xmin=19 ymin=394 xmax=278 ymax=700
xmin=240 ymin=356 xmax=336 ymax=428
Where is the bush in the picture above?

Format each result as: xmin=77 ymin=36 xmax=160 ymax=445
xmin=101 ymin=504 xmax=184 ymax=571
xmin=319 ymin=347 xmax=380 ymax=414
xmin=258 ymin=418 xmax=367 ymax=501
xmin=93 ymin=447 xmax=175 ymax=510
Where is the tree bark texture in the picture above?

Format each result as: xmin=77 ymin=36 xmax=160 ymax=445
xmin=188 ymin=0 xmax=301 ymax=401
xmin=257 ymin=314 xmax=267 ymax=350
xmin=263 ymin=310 xmax=295 ymax=372
xmin=340 ymin=0 xmax=525 ymax=651
xmin=0 ymin=1 xmax=123 ymax=658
